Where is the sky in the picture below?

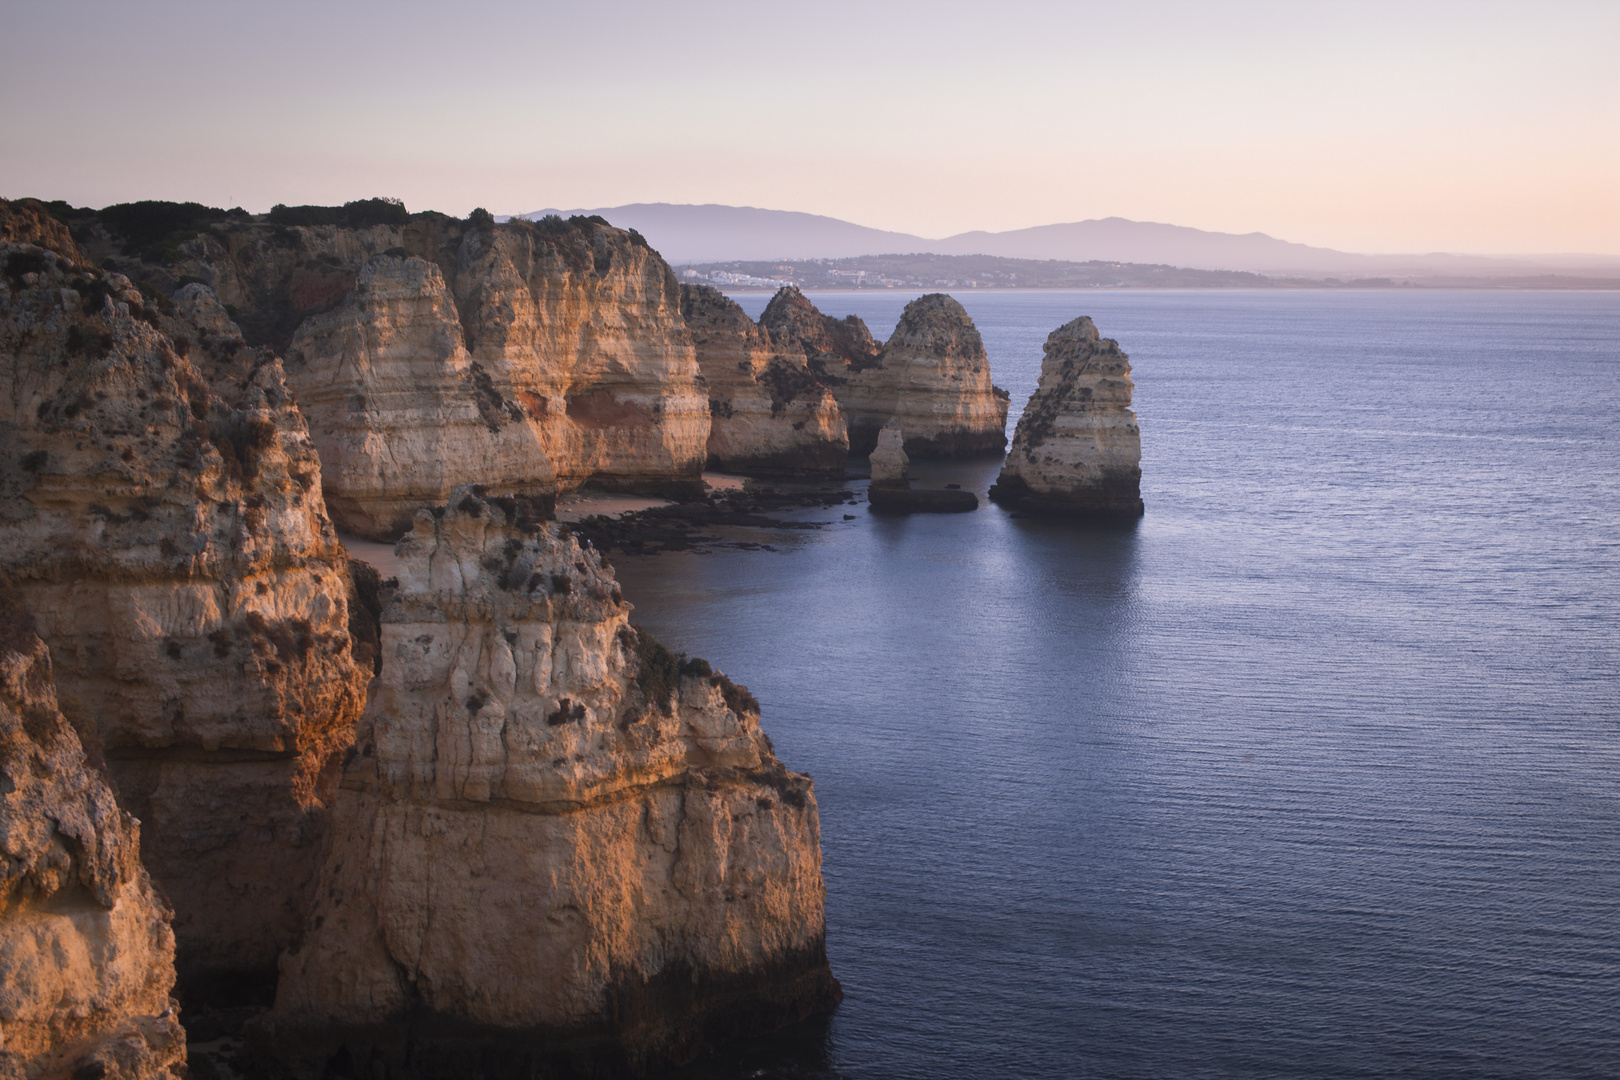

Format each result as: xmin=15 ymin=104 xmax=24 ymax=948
xmin=2 ymin=0 xmax=1616 ymax=255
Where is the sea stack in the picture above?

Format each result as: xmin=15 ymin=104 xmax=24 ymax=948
xmin=263 ymin=491 xmax=840 ymax=1078
xmin=0 ymin=243 xmax=370 ymax=995
xmin=849 ymin=293 xmax=1010 ymax=458
xmin=759 ymin=288 xmax=1009 ymax=458
xmin=866 ymin=422 xmax=978 ymax=514
xmin=0 ymin=610 xmax=186 ymax=1080
xmin=989 ymin=316 xmax=1143 ymax=518
xmin=680 ymin=283 xmax=847 ymax=476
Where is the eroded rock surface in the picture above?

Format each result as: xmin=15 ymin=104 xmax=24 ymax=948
xmin=58 ymin=207 xmax=709 ymax=537
xmin=760 ymin=288 xmax=1008 ymax=457
xmin=680 ymin=284 xmax=846 ymax=476
xmin=265 ymin=491 xmax=840 ymax=1078
xmin=0 ymin=607 xmax=185 ymax=1080
xmin=286 ymin=255 xmax=557 ymax=537
xmin=0 ymin=246 xmax=370 ymax=993
xmin=989 ymin=316 xmax=1143 ymax=517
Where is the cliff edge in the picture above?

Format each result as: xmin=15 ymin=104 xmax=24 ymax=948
xmin=264 ymin=491 xmax=840 ymax=1077
xmin=0 ymin=243 xmax=370 ymax=997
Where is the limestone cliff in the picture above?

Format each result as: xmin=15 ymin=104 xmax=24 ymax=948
xmin=0 ymin=198 xmax=87 ymax=266
xmin=0 ymin=604 xmax=185 ymax=1080
xmin=58 ymin=204 xmax=708 ymax=536
xmin=285 ymin=255 xmax=556 ymax=537
xmin=759 ymin=288 xmax=1008 ymax=457
xmin=989 ymin=316 xmax=1143 ymax=517
xmin=680 ymin=284 xmax=846 ymax=476
xmin=0 ymin=245 xmax=370 ymax=993
xmin=265 ymin=491 xmax=840 ymax=1078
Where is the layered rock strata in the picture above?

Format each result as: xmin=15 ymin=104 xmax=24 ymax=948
xmin=265 ymin=491 xmax=840 ymax=1077
xmin=679 ymin=284 xmax=846 ymax=476
xmin=58 ymin=205 xmax=709 ymax=536
xmin=759 ymin=288 xmax=1008 ymax=457
xmin=285 ymin=255 xmax=558 ymax=537
xmin=0 ymin=246 xmax=370 ymax=993
xmin=0 ymin=606 xmax=185 ymax=1080
xmin=989 ymin=316 xmax=1143 ymax=517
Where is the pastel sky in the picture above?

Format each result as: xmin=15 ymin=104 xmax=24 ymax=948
xmin=2 ymin=0 xmax=1615 ymax=254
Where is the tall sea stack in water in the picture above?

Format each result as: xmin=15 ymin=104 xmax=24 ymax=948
xmin=263 ymin=491 xmax=840 ymax=1077
xmin=989 ymin=316 xmax=1143 ymax=518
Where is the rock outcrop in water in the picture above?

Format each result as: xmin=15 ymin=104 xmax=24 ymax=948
xmin=865 ymin=422 xmax=978 ymax=515
xmin=680 ymin=284 xmax=846 ymax=476
xmin=0 ymin=605 xmax=186 ymax=1080
xmin=263 ymin=491 xmax=840 ymax=1077
xmin=0 ymin=245 xmax=370 ymax=995
xmin=759 ymin=288 xmax=1008 ymax=457
xmin=989 ymin=316 xmax=1143 ymax=518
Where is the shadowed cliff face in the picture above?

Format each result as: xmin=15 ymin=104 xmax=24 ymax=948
xmin=680 ymin=284 xmax=847 ymax=477
xmin=0 ymin=608 xmax=186 ymax=1080
xmin=55 ymin=208 xmax=709 ymax=537
xmin=990 ymin=315 xmax=1143 ymax=517
xmin=263 ymin=491 xmax=840 ymax=1079
xmin=0 ymin=245 xmax=370 ymax=994
xmin=759 ymin=287 xmax=1009 ymax=457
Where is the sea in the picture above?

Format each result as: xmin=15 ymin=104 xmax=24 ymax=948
xmin=617 ymin=290 xmax=1620 ymax=1080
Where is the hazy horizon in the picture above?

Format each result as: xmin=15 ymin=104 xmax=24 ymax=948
xmin=2 ymin=0 xmax=1615 ymax=257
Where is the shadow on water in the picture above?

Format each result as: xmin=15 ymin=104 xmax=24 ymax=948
xmin=654 ymin=1014 xmax=844 ymax=1080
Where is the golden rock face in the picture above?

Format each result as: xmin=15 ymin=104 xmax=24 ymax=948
xmin=681 ymin=283 xmax=848 ymax=477
xmin=268 ymin=493 xmax=840 ymax=1076
xmin=0 ymin=625 xmax=186 ymax=1080
xmin=0 ymin=251 xmax=370 ymax=986
xmin=991 ymin=315 xmax=1145 ymax=518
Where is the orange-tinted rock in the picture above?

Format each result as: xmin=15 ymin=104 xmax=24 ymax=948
xmin=0 ymin=607 xmax=185 ymax=1080
xmin=681 ymin=284 xmax=846 ymax=476
xmin=0 ymin=246 xmax=370 ymax=993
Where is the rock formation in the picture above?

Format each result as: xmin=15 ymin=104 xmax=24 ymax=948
xmin=264 ymin=491 xmax=840 ymax=1077
xmin=989 ymin=316 xmax=1143 ymax=518
xmin=679 ymin=284 xmax=846 ymax=476
xmin=868 ymin=421 xmax=909 ymax=489
xmin=760 ymin=288 xmax=1009 ymax=457
xmin=285 ymin=255 xmax=557 ymax=537
xmin=864 ymin=422 xmax=978 ymax=515
xmin=0 ymin=245 xmax=370 ymax=995
xmin=58 ymin=204 xmax=709 ymax=537
xmin=0 ymin=601 xmax=185 ymax=1080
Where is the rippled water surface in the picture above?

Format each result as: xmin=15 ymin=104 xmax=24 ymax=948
xmin=622 ymin=290 xmax=1620 ymax=1080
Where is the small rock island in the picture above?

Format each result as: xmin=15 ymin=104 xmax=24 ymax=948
xmin=989 ymin=316 xmax=1144 ymax=518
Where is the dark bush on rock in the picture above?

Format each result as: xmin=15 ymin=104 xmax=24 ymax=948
xmin=268 ymin=198 xmax=409 ymax=228
xmin=97 ymin=200 xmax=232 ymax=262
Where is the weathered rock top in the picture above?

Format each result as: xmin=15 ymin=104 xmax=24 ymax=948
xmin=760 ymin=285 xmax=880 ymax=376
xmin=882 ymin=292 xmax=987 ymax=364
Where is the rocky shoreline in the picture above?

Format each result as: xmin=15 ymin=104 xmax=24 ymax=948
xmin=0 ymin=194 xmax=1141 ymax=1079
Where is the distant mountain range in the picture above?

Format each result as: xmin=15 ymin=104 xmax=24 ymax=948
xmin=514 ymin=203 xmax=1620 ymax=280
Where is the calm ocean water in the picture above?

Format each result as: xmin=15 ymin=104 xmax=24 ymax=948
xmin=623 ymin=290 xmax=1620 ymax=1080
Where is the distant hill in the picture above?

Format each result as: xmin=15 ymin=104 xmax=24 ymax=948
xmin=515 ymin=204 xmax=922 ymax=263
xmin=515 ymin=204 xmax=1620 ymax=281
